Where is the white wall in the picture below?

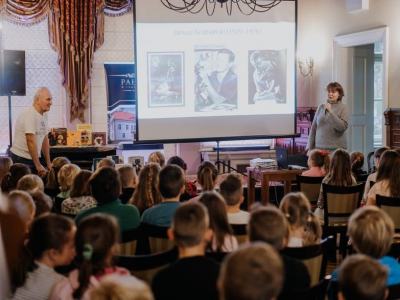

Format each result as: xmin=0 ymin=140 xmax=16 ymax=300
xmin=297 ymin=0 xmax=400 ymax=108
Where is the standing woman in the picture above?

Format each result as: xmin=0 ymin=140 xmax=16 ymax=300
xmin=306 ymin=82 xmax=349 ymax=152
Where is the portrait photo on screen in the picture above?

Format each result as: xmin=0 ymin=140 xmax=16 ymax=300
xmin=194 ymin=48 xmax=238 ymax=112
xmin=248 ymin=49 xmax=287 ymax=104
xmin=147 ymin=52 xmax=184 ymax=107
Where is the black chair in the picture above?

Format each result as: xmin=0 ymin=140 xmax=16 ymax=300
xmin=281 ymin=237 xmax=331 ymax=286
xmin=388 ymin=283 xmax=400 ymax=300
xmin=205 ymin=251 xmax=228 ymax=263
xmin=280 ymin=276 xmax=330 ymax=300
xmin=297 ymin=175 xmax=325 ymax=208
xmin=356 ymin=173 xmax=369 ymax=183
xmin=322 ymin=183 xmax=365 ymax=257
xmin=120 ymin=227 xmax=142 ymax=255
xmin=141 ymin=223 xmax=174 ymax=253
xmin=376 ymin=194 xmax=400 ymax=232
xmin=53 ymin=196 xmax=65 ymax=214
xmin=115 ymin=247 xmax=178 ymax=284
xmin=231 ymin=224 xmax=247 ymax=244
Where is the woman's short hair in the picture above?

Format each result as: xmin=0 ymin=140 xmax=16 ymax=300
xmin=89 ymin=167 xmax=121 ymax=204
xmin=326 ymin=82 xmax=344 ymax=101
xmin=348 ymin=206 xmax=394 ymax=258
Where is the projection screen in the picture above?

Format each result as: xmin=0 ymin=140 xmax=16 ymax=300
xmin=134 ymin=0 xmax=297 ymax=143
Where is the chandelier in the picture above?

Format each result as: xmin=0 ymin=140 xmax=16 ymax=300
xmin=160 ymin=0 xmax=283 ymax=16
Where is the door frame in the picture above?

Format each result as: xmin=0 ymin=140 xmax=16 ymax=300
xmin=332 ymin=26 xmax=389 ymax=147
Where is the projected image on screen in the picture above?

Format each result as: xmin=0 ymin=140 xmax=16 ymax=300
xmin=194 ymin=48 xmax=238 ymax=112
xmin=248 ymin=50 xmax=286 ymax=104
xmin=147 ymin=52 xmax=184 ymax=107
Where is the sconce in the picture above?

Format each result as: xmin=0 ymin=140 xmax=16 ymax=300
xmin=298 ymin=57 xmax=314 ymax=77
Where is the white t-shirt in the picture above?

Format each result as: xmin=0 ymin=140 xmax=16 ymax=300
xmin=227 ymin=210 xmax=250 ymax=225
xmin=11 ymin=107 xmax=48 ymax=160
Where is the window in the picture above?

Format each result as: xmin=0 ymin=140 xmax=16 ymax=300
xmin=118 ymin=124 xmax=121 ymax=130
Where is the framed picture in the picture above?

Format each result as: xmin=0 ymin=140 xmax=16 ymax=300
xmin=147 ymin=52 xmax=184 ymax=107
xmin=92 ymin=132 xmax=107 ymax=146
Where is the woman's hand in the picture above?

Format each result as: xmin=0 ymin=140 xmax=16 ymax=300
xmin=324 ymin=102 xmax=332 ymax=112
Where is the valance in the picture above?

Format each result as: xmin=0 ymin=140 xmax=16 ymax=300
xmin=0 ymin=0 xmax=133 ymax=121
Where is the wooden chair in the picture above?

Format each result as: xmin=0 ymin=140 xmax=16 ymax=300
xmin=281 ymin=237 xmax=331 ymax=286
xmin=115 ymin=247 xmax=178 ymax=284
xmin=141 ymin=223 xmax=174 ymax=254
xmin=297 ymin=175 xmax=325 ymax=208
xmin=280 ymin=276 xmax=330 ymax=300
xmin=231 ymin=224 xmax=247 ymax=244
xmin=120 ymin=227 xmax=142 ymax=256
xmin=376 ymin=194 xmax=400 ymax=232
xmin=322 ymin=183 xmax=364 ymax=256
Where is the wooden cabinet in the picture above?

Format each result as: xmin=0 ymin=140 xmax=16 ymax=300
xmin=384 ymin=108 xmax=400 ymax=148
xmin=275 ymin=107 xmax=316 ymax=154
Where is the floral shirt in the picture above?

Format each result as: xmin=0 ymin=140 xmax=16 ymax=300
xmin=61 ymin=196 xmax=97 ymax=215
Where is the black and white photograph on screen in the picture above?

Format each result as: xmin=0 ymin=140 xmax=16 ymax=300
xmin=248 ymin=50 xmax=286 ymax=104
xmin=147 ymin=52 xmax=184 ymax=107
xmin=194 ymin=48 xmax=238 ymax=112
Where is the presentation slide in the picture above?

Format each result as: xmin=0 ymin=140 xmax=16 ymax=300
xmin=135 ymin=1 xmax=296 ymax=142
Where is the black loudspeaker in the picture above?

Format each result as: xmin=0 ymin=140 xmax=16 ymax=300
xmin=0 ymin=50 xmax=26 ymax=96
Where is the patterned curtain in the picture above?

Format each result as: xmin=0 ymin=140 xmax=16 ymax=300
xmin=1 ymin=0 xmax=133 ymax=121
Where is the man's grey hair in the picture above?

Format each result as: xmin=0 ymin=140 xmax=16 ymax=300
xmin=33 ymin=87 xmax=50 ymax=103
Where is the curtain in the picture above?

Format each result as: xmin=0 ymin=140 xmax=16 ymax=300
xmin=1 ymin=0 xmax=133 ymax=121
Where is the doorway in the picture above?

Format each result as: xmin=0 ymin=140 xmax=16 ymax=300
xmin=333 ymin=27 xmax=388 ymax=156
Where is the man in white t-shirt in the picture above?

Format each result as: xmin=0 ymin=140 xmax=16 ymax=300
xmin=10 ymin=87 xmax=53 ymax=177
xmin=220 ymin=173 xmax=250 ymax=225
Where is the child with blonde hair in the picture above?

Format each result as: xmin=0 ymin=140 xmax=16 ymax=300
xmin=57 ymin=164 xmax=80 ymax=199
xmin=118 ymin=164 xmax=138 ymax=204
xmin=16 ymin=174 xmax=44 ymax=193
xmin=280 ymin=192 xmax=321 ymax=247
xmin=148 ymin=151 xmax=165 ymax=167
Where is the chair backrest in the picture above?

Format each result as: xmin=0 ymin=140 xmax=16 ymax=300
xmin=141 ymin=223 xmax=174 ymax=253
xmin=281 ymin=237 xmax=331 ymax=286
xmin=231 ymin=224 xmax=247 ymax=244
xmin=120 ymin=227 xmax=142 ymax=256
xmin=356 ymin=173 xmax=369 ymax=183
xmin=376 ymin=194 xmax=400 ymax=232
xmin=388 ymin=283 xmax=400 ymax=300
xmin=322 ymin=183 xmax=364 ymax=227
xmin=297 ymin=175 xmax=325 ymax=207
xmin=115 ymin=247 xmax=178 ymax=284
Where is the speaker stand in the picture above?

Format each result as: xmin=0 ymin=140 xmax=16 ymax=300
xmin=6 ymin=94 xmax=12 ymax=155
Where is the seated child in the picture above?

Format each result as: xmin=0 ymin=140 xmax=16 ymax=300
xmin=29 ymin=190 xmax=53 ymax=217
xmin=219 ymin=173 xmax=249 ymax=224
xmin=302 ymin=149 xmax=329 ymax=177
xmin=331 ymin=206 xmax=400 ymax=286
xmin=199 ymin=191 xmax=238 ymax=252
xmin=118 ymin=164 xmax=138 ymax=204
xmin=97 ymin=157 xmax=116 ymax=169
xmin=89 ymin=274 xmax=154 ymax=300
xmin=279 ymin=192 xmax=321 ymax=247
xmin=12 ymin=214 xmax=76 ymax=299
xmin=0 ymin=156 xmax=12 ymax=185
xmin=45 ymin=157 xmax=70 ymax=197
xmin=16 ymin=174 xmax=44 ymax=193
xmin=218 ymin=243 xmax=284 ymax=300
xmin=148 ymin=151 xmax=165 ymax=167
xmin=1 ymin=163 xmax=31 ymax=194
xmin=363 ymin=147 xmax=389 ymax=202
xmin=7 ymin=190 xmax=36 ymax=234
xmin=141 ymin=165 xmax=184 ymax=227
xmin=338 ymin=254 xmax=388 ymax=300
xmin=248 ymin=206 xmax=310 ymax=298
xmin=167 ymin=156 xmax=197 ymax=201
xmin=50 ymin=214 xmax=131 ymax=299
xmin=152 ymin=202 xmax=219 ymax=300
xmin=350 ymin=151 xmax=368 ymax=179
xmin=57 ymin=164 xmax=80 ymax=199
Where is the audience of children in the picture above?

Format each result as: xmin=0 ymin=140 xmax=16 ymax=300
xmin=1 ymin=163 xmax=31 ymax=194
xmin=338 ymin=254 xmax=388 ymax=300
xmin=314 ymin=148 xmax=357 ymax=219
xmin=152 ymin=202 xmax=220 ymax=300
xmin=148 ymin=151 xmax=166 ymax=167
xmin=118 ymin=164 xmax=138 ymax=204
xmin=167 ymin=155 xmax=197 ymax=201
xmin=76 ymin=167 xmax=140 ymax=232
xmin=279 ymin=192 xmax=321 ymax=247
xmin=16 ymin=174 xmax=44 ymax=193
xmin=50 ymin=214 xmax=130 ymax=299
xmin=12 ymin=214 xmax=76 ymax=299
xmin=219 ymin=173 xmax=249 ymax=224
xmin=130 ymin=163 xmax=161 ymax=214
xmin=141 ymin=165 xmax=184 ymax=227
xmin=302 ymin=149 xmax=330 ymax=177
xmin=218 ymin=243 xmax=284 ymax=300
xmin=363 ymin=146 xmax=389 ymax=201
xmin=366 ymin=150 xmax=400 ymax=206
xmin=248 ymin=206 xmax=311 ymax=298
xmin=57 ymin=164 xmax=81 ymax=199
xmin=61 ymin=170 xmax=96 ymax=216
xmin=199 ymin=191 xmax=238 ymax=252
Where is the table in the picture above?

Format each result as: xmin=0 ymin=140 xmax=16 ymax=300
xmin=247 ymin=168 xmax=303 ymax=206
